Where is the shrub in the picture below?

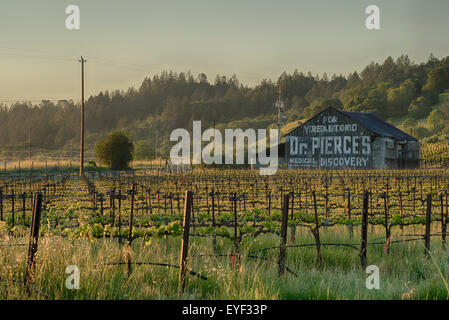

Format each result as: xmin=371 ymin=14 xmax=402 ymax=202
xmin=94 ymin=131 xmax=134 ymax=170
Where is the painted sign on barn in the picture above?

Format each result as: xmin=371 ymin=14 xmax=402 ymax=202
xmin=286 ymin=108 xmax=372 ymax=169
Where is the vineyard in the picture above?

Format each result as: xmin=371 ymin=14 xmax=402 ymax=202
xmin=421 ymin=142 xmax=449 ymax=167
xmin=1 ymin=167 xmax=449 ymax=299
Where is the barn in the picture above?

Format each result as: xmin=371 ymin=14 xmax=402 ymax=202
xmin=283 ymin=107 xmax=420 ymax=169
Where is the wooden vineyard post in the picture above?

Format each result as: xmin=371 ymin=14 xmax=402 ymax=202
xmin=206 ymin=186 xmax=209 ymax=215
xmin=179 ymin=190 xmax=192 ymax=295
xmin=118 ymin=189 xmax=122 ymax=245
xmin=440 ymin=193 xmax=446 ymax=250
xmin=232 ymin=192 xmax=239 ymax=255
xmin=11 ymin=188 xmax=15 ymax=228
xmin=157 ymin=189 xmax=160 ymax=215
xmin=279 ymin=194 xmax=289 ymax=275
xmin=24 ymin=192 xmax=43 ymax=290
xmin=21 ymin=193 xmax=26 ymax=224
xmin=217 ymin=190 xmax=220 ymax=214
xmin=128 ymin=184 xmax=136 ymax=245
xmin=279 ymin=187 xmax=283 ymax=212
xmin=347 ymin=188 xmax=353 ymax=238
xmin=360 ymin=191 xmax=369 ymax=268
xmin=425 ymin=194 xmax=432 ymax=257
xmin=211 ymin=188 xmax=217 ymax=252
xmin=383 ymin=193 xmax=390 ymax=254
xmin=148 ymin=188 xmax=152 ymax=214
xmin=290 ymin=191 xmax=296 ymax=242
xmin=211 ymin=189 xmax=215 ymax=225
xmin=312 ymin=191 xmax=322 ymax=267
xmin=267 ymin=190 xmax=271 ymax=216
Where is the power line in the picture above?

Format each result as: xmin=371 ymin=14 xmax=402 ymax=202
xmin=0 ymin=46 xmax=79 ymax=58
xmin=0 ymin=99 xmax=81 ymax=103
xmin=0 ymin=46 xmax=155 ymax=74
xmin=0 ymin=52 xmax=75 ymax=62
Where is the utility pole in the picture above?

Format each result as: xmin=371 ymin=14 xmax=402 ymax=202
xmin=155 ymin=131 xmax=158 ymax=161
xmin=213 ymin=120 xmax=216 ymax=154
xmin=79 ymin=56 xmax=86 ymax=175
xmin=276 ymin=85 xmax=285 ymax=145
xmin=28 ymin=127 xmax=31 ymax=162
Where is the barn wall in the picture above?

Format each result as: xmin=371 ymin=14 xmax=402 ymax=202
xmin=285 ymin=108 xmax=420 ymax=170
xmin=372 ymin=137 xmax=386 ymax=169
xmin=286 ymin=108 xmax=373 ymax=169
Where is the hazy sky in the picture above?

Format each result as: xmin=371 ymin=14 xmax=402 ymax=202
xmin=1 ymin=0 xmax=448 ymax=101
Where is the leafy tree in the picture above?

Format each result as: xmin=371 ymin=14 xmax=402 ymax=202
xmin=408 ymin=96 xmax=432 ymax=119
xmin=386 ymin=79 xmax=417 ymax=117
xmin=427 ymin=109 xmax=445 ymax=132
xmin=94 ymin=131 xmax=134 ymax=170
xmin=422 ymin=67 xmax=449 ymax=103
xmin=303 ymin=98 xmax=342 ymax=119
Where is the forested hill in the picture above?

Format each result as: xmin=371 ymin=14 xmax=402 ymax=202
xmin=1 ymin=54 xmax=449 ymax=159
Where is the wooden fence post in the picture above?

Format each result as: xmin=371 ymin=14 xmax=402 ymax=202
xmin=211 ymin=188 xmax=217 ymax=253
xmin=279 ymin=194 xmax=289 ymax=275
xmin=312 ymin=191 xmax=322 ymax=267
xmin=360 ymin=191 xmax=369 ymax=267
xmin=24 ymin=192 xmax=43 ymax=290
xmin=425 ymin=194 xmax=432 ymax=257
xmin=233 ymin=192 xmax=239 ymax=254
xmin=347 ymin=188 xmax=353 ymax=238
xmin=290 ymin=191 xmax=296 ymax=242
xmin=117 ymin=190 xmax=125 ymax=245
xmin=179 ymin=190 xmax=192 ymax=295
xmin=128 ymin=184 xmax=136 ymax=245
xmin=99 ymin=194 xmax=104 ymax=216
xmin=383 ymin=192 xmax=390 ymax=254
xmin=111 ymin=189 xmax=116 ymax=226
xmin=11 ymin=188 xmax=15 ymax=228
xmin=268 ymin=190 xmax=271 ymax=216
xmin=148 ymin=188 xmax=152 ymax=214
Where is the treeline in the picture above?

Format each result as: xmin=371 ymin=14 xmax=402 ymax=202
xmin=0 ymin=54 xmax=449 ymax=158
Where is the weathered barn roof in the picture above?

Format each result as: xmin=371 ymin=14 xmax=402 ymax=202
xmin=340 ymin=110 xmax=417 ymax=141
xmin=284 ymin=107 xmax=417 ymax=142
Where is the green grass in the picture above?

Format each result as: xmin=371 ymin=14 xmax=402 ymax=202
xmin=1 ymin=224 xmax=448 ymax=300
